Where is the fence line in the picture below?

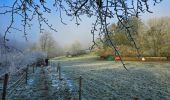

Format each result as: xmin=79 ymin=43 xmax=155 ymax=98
xmin=2 ymin=74 xmax=8 ymax=100
xmin=51 ymin=60 xmax=83 ymax=100
xmin=7 ymin=72 xmax=25 ymax=96
xmin=0 ymin=64 xmax=37 ymax=100
xmin=1 ymin=61 xmax=84 ymax=100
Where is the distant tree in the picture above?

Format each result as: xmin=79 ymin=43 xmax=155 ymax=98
xmin=112 ymin=33 xmax=131 ymax=46
xmin=99 ymin=17 xmax=143 ymax=57
xmin=39 ymin=31 xmax=63 ymax=58
xmin=100 ymin=17 xmax=170 ymax=57
xmin=114 ymin=17 xmax=143 ymax=42
xmin=142 ymin=17 xmax=170 ymax=56
xmin=29 ymin=43 xmax=38 ymax=51
xmin=70 ymin=40 xmax=82 ymax=56
xmin=39 ymin=32 xmax=50 ymax=52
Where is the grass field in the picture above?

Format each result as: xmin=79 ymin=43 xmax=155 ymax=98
xmin=52 ymin=56 xmax=170 ymax=100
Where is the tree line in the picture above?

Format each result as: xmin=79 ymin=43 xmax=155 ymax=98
xmin=96 ymin=17 xmax=170 ymax=57
xmin=30 ymin=32 xmax=85 ymax=58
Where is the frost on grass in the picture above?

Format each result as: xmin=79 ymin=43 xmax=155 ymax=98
xmin=56 ymin=59 xmax=170 ymax=100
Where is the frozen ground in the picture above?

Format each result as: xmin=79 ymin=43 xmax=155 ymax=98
xmin=1 ymin=56 xmax=170 ymax=100
xmin=4 ymin=66 xmax=73 ymax=100
xmin=52 ymin=57 xmax=170 ymax=100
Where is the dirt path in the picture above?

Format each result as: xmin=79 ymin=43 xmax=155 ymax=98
xmin=8 ymin=67 xmax=51 ymax=100
xmin=28 ymin=67 xmax=51 ymax=100
xmin=9 ymin=67 xmax=73 ymax=100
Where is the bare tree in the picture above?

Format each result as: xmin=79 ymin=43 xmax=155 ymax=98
xmin=39 ymin=32 xmax=50 ymax=52
xmin=142 ymin=17 xmax=170 ymax=56
xmin=70 ymin=40 xmax=82 ymax=56
xmin=39 ymin=31 xmax=63 ymax=58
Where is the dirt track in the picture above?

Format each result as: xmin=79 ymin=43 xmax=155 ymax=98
xmin=8 ymin=66 xmax=72 ymax=100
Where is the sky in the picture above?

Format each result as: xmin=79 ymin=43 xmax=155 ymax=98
xmin=0 ymin=0 xmax=170 ymax=49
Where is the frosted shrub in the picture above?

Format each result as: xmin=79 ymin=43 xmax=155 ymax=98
xmin=0 ymin=44 xmax=47 ymax=76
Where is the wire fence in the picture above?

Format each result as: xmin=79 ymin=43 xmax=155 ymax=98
xmin=0 ymin=60 xmax=84 ymax=100
xmin=49 ymin=60 xmax=83 ymax=100
xmin=0 ymin=64 xmax=37 ymax=100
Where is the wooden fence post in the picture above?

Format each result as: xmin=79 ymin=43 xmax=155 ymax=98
xmin=35 ymin=63 xmax=37 ymax=70
xmin=79 ymin=75 xmax=82 ymax=100
xmin=25 ymin=67 xmax=28 ymax=84
xmin=33 ymin=65 xmax=35 ymax=73
xmin=133 ymin=97 xmax=138 ymax=100
xmin=2 ymin=73 xmax=9 ymax=100
xmin=57 ymin=62 xmax=61 ymax=80
xmin=49 ymin=60 xmax=51 ymax=66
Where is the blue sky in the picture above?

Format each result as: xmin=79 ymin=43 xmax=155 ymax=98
xmin=0 ymin=0 xmax=170 ymax=48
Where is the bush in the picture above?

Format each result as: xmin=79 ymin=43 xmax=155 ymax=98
xmin=96 ymin=47 xmax=114 ymax=58
xmin=118 ymin=45 xmax=137 ymax=57
xmin=160 ymin=52 xmax=170 ymax=57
